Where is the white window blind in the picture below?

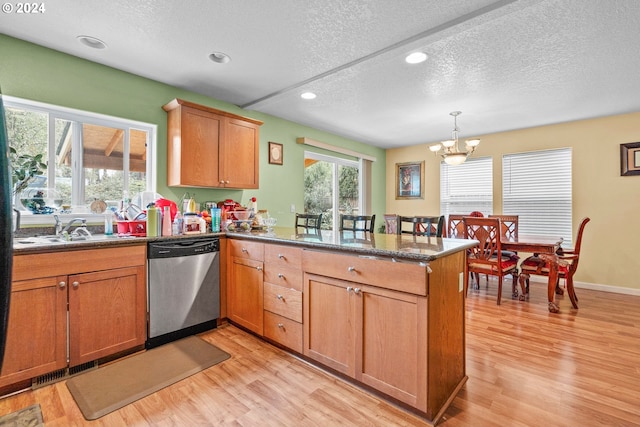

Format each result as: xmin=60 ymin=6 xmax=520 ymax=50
xmin=502 ymin=148 xmax=572 ymax=243
xmin=440 ymin=157 xmax=493 ymax=216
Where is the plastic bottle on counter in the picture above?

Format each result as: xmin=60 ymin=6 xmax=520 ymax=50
xmin=104 ymin=213 xmax=113 ymax=235
xmin=146 ymin=202 xmax=158 ymax=237
xmin=162 ymin=206 xmax=172 ymax=236
xmin=172 ymin=212 xmax=183 ymax=235
xmin=211 ymin=208 xmax=221 ymax=232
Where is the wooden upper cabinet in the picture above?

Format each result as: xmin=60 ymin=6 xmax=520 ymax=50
xmin=163 ymin=98 xmax=263 ymax=189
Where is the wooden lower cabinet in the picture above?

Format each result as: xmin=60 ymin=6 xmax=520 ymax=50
xmin=303 ymin=273 xmax=427 ymax=409
xmin=0 ymin=276 xmax=67 ymax=387
xmin=68 ymin=266 xmax=146 ymax=366
xmin=227 ymin=240 xmax=264 ymax=335
xmin=303 ymin=249 xmax=467 ymax=421
xmin=1 ymin=245 xmax=147 ymax=388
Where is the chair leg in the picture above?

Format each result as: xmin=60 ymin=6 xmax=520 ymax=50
xmin=496 ymin=276 xmax=503 ymax=305
xmin=566 ymin=274 xmax=579 ymax=309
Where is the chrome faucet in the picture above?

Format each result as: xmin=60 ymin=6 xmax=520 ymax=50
xmin=62 ymin=217 xmax=87 ymax=234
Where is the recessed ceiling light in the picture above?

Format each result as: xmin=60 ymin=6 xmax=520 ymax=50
xmin=301 ymin=92 xmax=317 ymax=100
xmin=405 ymin=52 xmax=427 ymax=64
xmin=209 ymin=52 xmax=231 ymax=64
xmin=77 ymin=35 xmax=107 ymax=50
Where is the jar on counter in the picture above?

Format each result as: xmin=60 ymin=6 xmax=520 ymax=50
xmin=183 ymin=213 xmax=201 ymax=235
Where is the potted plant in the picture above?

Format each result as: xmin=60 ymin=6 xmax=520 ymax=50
xmin=9 ymin=144 xmax=47 ymax=211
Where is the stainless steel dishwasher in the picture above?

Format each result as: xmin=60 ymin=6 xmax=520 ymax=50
xmin=146 ymin=237 xmax=220 ymax=349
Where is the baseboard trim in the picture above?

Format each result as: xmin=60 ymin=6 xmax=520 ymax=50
xmin=527 ymin=275 xmax=640 ymax=296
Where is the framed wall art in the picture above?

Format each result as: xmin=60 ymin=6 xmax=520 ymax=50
xmin=269 ymin=141 xmax=283 ymax=165
xmin=620 ymin=142 xmax=640 ymax=176
xmin=395 ymin=161 xmax=424 ymax=199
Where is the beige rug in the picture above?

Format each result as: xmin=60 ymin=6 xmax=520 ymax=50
xmin=0 ymin=404 xmax=44 ymax=426
xmin=66 ymin=336 xmax=230 ymax=420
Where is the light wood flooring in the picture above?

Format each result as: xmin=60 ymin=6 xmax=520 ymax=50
xmin=1 ymin=281 xmax=640 ymax=426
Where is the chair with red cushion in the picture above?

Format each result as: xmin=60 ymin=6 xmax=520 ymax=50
xmin=463 ymin=217 xmax=519 ymax=305
xmin=520 ymin=217 xmax=590 ymax=308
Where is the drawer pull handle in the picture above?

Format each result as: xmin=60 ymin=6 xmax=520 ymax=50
xmin=256 ymin=266 xmax=263 ymax=271
xmin=277 ymin=323 xmax=284 ymax=329
xmin=241 ymin=248 xmax=248 ymax=253
xmin=72 ymin=281 xmax=79 ymax=288
xmin=58 ymin=281 xmax=66 ymax=289
xmin=277 ymin=294 xmax=284 ymax=300
xmin=278 ymin=254 xmax=285 ymax=259
xmin=353 ymin=287 xmax=361 ymax=294
xmin=346 ymin=286 xmax=353 ymax=292
xmin=347 ymin=266 xmax=356 ymax=273
xmin=278 ymin=273 xmax=284 ymax=279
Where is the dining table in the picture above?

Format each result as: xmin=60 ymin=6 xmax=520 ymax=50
xmin=501 ymin=234 xmax=565 ymax=313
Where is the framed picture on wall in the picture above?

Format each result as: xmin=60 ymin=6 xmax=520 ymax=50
xmin=395 ymin=161 xmax=424 ymax=199
xmin=269 ymin=142 xmax=283 ymax=165
xmin=620 ymin=142 xmax=640 ymax=176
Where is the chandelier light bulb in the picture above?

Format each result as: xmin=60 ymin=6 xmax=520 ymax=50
xmin=427 ymin=111 xmax=480 ymax=165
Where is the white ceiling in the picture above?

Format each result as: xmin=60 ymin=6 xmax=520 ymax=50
xmin=2 ymin=0 xmax=639 ymax=149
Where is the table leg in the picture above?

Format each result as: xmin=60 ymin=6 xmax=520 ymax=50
xmin=546 ymin=255 xmax=560 ymax=313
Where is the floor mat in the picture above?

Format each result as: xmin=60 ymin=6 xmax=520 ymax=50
xmin=0 ymin=403 xmax=44 ymax=426
xmin=66 ymin=336 xmax=230 ymax=420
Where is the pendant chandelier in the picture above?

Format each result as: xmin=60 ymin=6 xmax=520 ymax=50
xmin=428 ymin=111 xmax=480 ymax=165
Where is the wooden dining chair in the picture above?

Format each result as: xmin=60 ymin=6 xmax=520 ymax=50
xmin=488 ymin=214 xmax=519 ymax=239
xmin=339 ymin=214 xmax=375 ymax=232
xmin=519 ymin=217 xmax=590 ymax=308
xmin=295 ymin=213 xmax=322 ymax=231
xmin=447 ymin=214 xmax=466 ymax=238
xmin=398 ymin=216 xmax=444 ymax=237
xmin=463 ymin=217 xmax=519 ymax=305
xmin=383 ymin=214 xmax=398 ymax=234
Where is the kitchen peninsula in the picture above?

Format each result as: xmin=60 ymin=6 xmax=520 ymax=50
xmin=9 ymin=229 xmax=474 ymax=425
xmin=226 ymin=228 xmax=474 ymax=424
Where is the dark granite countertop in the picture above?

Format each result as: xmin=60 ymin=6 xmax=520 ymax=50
xmin=13 ymin=227 xmax=476 ymax=262
xmin=226 ymin=227 xmax=476 ymax=262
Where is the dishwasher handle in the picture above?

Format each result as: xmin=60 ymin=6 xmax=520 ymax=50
xmin=148 ymin=238 xmax=219 ymax=258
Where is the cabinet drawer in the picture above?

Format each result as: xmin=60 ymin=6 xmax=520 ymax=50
xmin=302 ymin=250 xmax=428 ymax=296
xmin=264 ymin=265 xmax=303 ymax=292
xmin=263 ymin=311 xmax=303 ymax=353
xmin=263 ymin=282 xmax=302 ymax=322
xmin=264 ymin=244 xmax=302 ymax=269
xmin=229 ymin=239 xmax=264 ymax=261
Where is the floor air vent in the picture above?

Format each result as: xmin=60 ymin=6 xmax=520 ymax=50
xmin=31 ymin=361 xmax=99 ymax=389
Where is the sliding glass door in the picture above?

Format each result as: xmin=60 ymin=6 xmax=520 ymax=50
xmin=304 ymin=152 xmax=360 ymax=230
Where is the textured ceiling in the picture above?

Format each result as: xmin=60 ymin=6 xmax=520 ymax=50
xmin=1 ymin=0 xmax=639 ymax=148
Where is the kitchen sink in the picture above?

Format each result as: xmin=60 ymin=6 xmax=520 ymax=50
xmin=14 ymin=233 xmax=120 ymax=247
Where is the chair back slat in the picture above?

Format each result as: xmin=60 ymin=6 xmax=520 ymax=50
xmin=398 ymin=216 xmax=444 ymax=237
xmin=488 ymin=214 xmax=519 ymax=238
xmin=339 ymin=214 xmax=375 ymax=232
xmin=295 ymin=213 xmax=322 ymax=230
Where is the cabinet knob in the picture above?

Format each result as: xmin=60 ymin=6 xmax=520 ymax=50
xmin=225 ymin=180 xmax=230 ymax=184
xmin=347 ymin=266 xmax=356 ymax=273
xmin=276 ymin=294 xmax=284 ymax=300
xmin=346 ymin=286 xmax=353 ymax=292
xmin=277 ymin=323 xmax=284 ymax=329
xmin=278 ymin=273 xmax=284 ymax=279
xmin=353 ymin=287 xmax=361 ymax=294
xmin=256 ymin=266 xmax=263 ymax=271
xmin=278 ymin=254 xmax=285 ymax=259
xmin=219 ymin=180 xmax=225 ymax=184
xmin=58 ymin=281 xmax=66 ymax=289
xmin=72 ymin=281 xmax=79 ymax=288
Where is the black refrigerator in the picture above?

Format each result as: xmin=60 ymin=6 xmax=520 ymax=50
xmin=0 ymin=86 xmax=12 ymax=371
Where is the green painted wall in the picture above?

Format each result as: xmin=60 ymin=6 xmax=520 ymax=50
xmin=0 ymin=35 xmax=386 ymax=226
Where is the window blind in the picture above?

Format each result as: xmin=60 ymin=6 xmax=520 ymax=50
xmin=502 ymin=148 xmax=572 ymax=243
xmin=440 ymin=157 xmax=493 ymax=216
